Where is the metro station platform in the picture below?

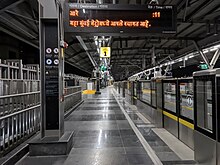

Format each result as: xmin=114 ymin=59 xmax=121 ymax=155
xmin=15 ymin=87 xmax=196 ymax=165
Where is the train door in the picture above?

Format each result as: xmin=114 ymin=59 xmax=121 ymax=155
xmin=162 ymin=79 xmax=178 ymax=138
xmin=178 ymin=78 xmax=194 ymax=149
xmin=193 ymin=70 xmax=217 ymax=165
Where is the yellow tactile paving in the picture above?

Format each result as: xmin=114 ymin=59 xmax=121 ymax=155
xmin=82 ymin=90 xmax=96 ymax=94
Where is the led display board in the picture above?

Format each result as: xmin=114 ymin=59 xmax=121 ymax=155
xmin=64 ymin=3 xmax=177 ymax=34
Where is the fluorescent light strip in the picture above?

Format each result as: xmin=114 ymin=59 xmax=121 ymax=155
xmin=128 ymin=43 xmax=220 ymax=80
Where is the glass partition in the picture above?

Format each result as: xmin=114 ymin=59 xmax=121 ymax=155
xmin=141 ymin=81 xmax=151 ymax=104
xmin=179 ymin=81 xmax=193 ymax=120
xmin=151 ymin=81 xmax=156 ymax=107
xmin=127 ymin=81 xmax=131 ymax=95
xmin=196 ymin=80 xmax=213 ymax=132
xmin=163 ymin=82 xmax=176 ymax=113
xmin=134 ymin=82 xmax=137 ymax=96
xmin=156 ymin=80 xmax=163 ymax=109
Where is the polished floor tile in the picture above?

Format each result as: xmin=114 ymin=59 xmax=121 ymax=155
xmin=121 ymin=135 xmax=142 ymax=147
xmin=17 ymin=156 xmax=67 ymax=165
xmin=72 ymin=110 xmax=117 ymax=115
xmin=64 ymin=152 xmax=129 ymax=165
xmin=19 ymin=87 xmax=181 ymax=165
xmin=67 ymin=114 xmax=117 ymax=121
xmin=81 ymin=106 xmax=120 ymax=110
xmin=73 ymin=136 xmax=123 ymax=148
xmin=124 ymin=147 xmax=147 ymax=154
xmin=75 ymin=130 xmax=120 ymax=137
xmin=119 ymin=129 xmax=136 ymax=136
xmin=126 ymin=154 xmax=154 ymax=165
xmin=156 ymin=152 xmax=181 ymax=161
xmin=82 ymin=103 xmax=119 ymax=107
xmin=69 ymin=147 xmax=125 ymax=155
xmin=116 ymin=120 xmax=132 ymax=129
xmin=115 ymin=114 xmax=126 ymax=120
xmin=65 ymin=121 xmax=119 ymax=131
xmin=84 ymin=101 xmax=117 ymax=104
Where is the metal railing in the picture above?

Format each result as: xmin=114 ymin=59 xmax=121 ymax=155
xmin=0 ymin=92 xmax=40 ymax=156
xmin=64 ymin=86 xmax=82 ymax=112
xmin=0 ymin=59 xmax=39 ymax=80
xmin=0 ymin=79 xmax=40 ymax=96
xmin=0 ymin=86 xmax=82 ymax=156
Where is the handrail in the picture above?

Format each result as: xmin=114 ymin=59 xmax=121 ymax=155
xmin=65 ymin=86 xmax=81 ymax=89
xmin=0 ymin=91 xmax=40 ymax=99
xmin=64 ymin=90 xmax=82 ymax=98
xmin=0 ymin=104 xmax=40 ymax=120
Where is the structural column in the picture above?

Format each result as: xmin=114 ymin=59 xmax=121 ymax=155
xmin=95 ymin=69 xmax=101 ymax=94
xmin=28 ymin=0 xmax=72 ymax=156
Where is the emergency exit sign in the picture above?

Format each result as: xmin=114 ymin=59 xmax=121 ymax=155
xmin=100 ymin=47 xmax=111 ymax=58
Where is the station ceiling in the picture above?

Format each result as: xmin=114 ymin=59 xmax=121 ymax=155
xmin=0 ymin=0 xmax=220 ymax=80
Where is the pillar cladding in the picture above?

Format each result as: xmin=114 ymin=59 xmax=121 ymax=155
xmin=39 ymin=0 xmax=65 ymax=138
xmin=29 ymin=0 xmax=72 ymax=156
xmin=95 ymin=70 xmax=101 ymax=94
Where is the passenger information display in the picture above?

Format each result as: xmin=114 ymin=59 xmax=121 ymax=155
xmin=65 ymin=3 xmax=177 ymax=34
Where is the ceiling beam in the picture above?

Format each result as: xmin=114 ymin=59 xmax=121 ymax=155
xmin=65 ymin=60 xmax=91 ymax=74
xmin=76 ymin=36 xmax=98 ymax=68
xmin=0 ymin=26 xmax=38 ymax=48
xmin=0 ymin=0 xmax=25 ymax=14
xmin=0 ymin=15 xmax=37 ymax=39
xmin=185 ymin=0 xmax=213 ymax=22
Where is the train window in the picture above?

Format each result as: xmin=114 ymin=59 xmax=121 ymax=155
xmin=163 ymin=82 xmax=176 ymax=113
xmin=151 ymin=81 xmax=156 ymax=107
xmin=180 ymin=82 xmax=193 ymax=120
xmin=141 ymin=81 xmax=151 ymax=104
xmin=196 ymin=80 xmax=213 ymax=132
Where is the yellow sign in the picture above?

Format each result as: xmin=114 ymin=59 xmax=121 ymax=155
xmin=100 ymin=47 xmax=111 ymax=58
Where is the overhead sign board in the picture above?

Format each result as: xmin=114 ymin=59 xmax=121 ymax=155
xmin=64 ymin=3 xmax=177 ymax=34
xmin=100 ymin=47 xmax=111 ymax=58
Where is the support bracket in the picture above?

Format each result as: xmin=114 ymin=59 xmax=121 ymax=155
xmin=210 ymin=49 xmax=220 ymax=69
xmin=193 ymin=41 xmax=211 ymax=68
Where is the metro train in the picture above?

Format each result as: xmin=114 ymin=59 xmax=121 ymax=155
xmin=114 ymin=68 xmax=220 ymax=165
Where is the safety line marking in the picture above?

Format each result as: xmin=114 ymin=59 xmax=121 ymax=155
xmin=163 ymin=111 xmax=178 ymax=121
xmin=179 ymin=118 xmax=194 ymax=130
xmin=112 ymin=89 xmax=163 ymax=165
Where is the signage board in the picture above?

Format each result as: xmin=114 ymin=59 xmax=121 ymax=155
xmin=100 ymin=47 xmax=111 ymax=58
xmin=65 ymin=3 xmax=177 ymax=34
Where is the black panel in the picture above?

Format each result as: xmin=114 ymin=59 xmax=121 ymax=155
xmin=44 ymin=21 xmax=59 ymax=130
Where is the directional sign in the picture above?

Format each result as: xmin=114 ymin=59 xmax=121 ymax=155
xmin=100 ymin=47 xmax=111 ymax=58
